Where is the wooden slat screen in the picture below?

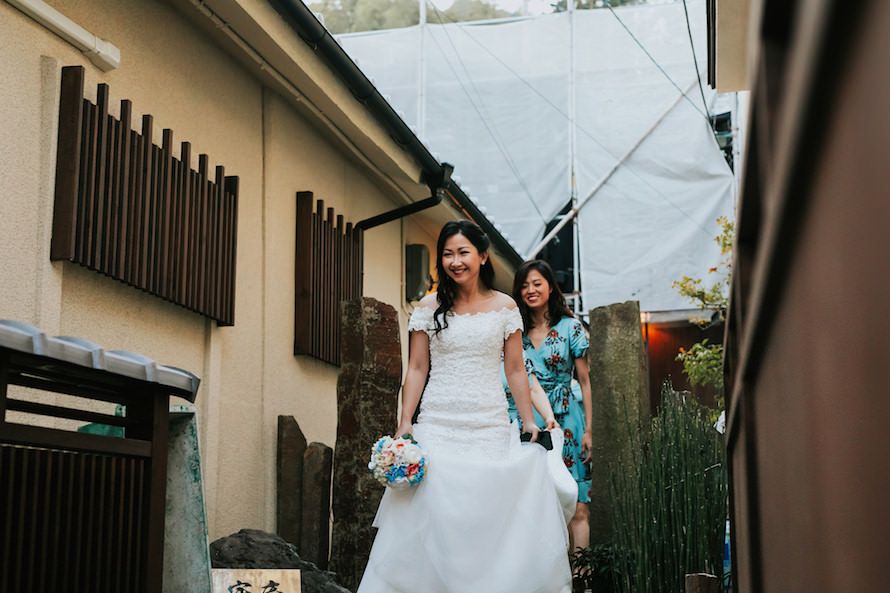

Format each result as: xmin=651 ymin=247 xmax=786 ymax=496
xmin=294 ymin=191 xmax=363 ymax=366
xmin=0 ymin=446 xmax=148 ymax=592
xmin=51 ymin=65 xmax=238 ymax=326
xmin=0 ymin=348 xmax=172 ymax=593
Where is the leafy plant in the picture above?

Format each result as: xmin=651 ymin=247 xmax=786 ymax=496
xmin=671 ymin=216 xmax=734 ymax=327
xmin=609 ymin=383 xmax=727 ymax=593
xmin=675 ymin=339 xmax=724 ymax=417
xmin=571 ymin=543 xmax=626 ymax=593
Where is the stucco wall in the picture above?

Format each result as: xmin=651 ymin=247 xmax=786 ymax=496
xmin=0 ymin=0 xmax=426 ymax=541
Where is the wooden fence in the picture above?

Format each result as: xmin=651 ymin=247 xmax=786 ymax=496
xmin=50 ymin=65 xmax=238 ymax=325
xmin=0 ymin=338 xmax=196 ymax=593
xmin=294 ymin=192 xmax=363 ymax=366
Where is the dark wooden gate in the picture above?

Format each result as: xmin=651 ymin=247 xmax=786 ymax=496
xmin=0 ymin=322 xmax=199 ymax=593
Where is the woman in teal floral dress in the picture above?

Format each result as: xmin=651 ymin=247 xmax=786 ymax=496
xmin=513 ymin=259 xmax=593 ymax=551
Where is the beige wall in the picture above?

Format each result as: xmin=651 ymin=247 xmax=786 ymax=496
xmin=0 ymin=0 xmax=439 ymax=541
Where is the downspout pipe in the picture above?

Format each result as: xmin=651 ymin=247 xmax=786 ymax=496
xmin=268 ymin=0 xmax=522 ymax=267
xmin=356 ymin=163 xmax=452 ymax=231
xmin=6 ymin=0 xmax=120 ymax=71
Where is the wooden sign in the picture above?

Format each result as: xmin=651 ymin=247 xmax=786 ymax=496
xmin=211 ymin=569 xmax=301 ymax=593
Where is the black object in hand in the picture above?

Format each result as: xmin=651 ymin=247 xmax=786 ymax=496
xmin=520 ymin=429 xmax=553 ymax=451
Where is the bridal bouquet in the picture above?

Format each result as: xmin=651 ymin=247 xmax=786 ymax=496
xmin=368 ymin=434 xmax=427 ymax=489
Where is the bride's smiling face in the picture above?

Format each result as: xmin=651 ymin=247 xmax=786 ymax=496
xmin=442 ymin=232 xmax=487 ymax=285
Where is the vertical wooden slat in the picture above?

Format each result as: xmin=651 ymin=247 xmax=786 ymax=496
xmin=335 ymin=214 xmax=344 ymax=364
xmin=112 ymin=457 xmax=126 ymax=591
xmin=11 ymin=446 xmax=26 ymax=590
xmin=184 ymin=169 xmax=196 ymax=310
xmin=132 ymin=458 xmax=145 ymax=589
xmin=314 ymin=200 xmax=324 ymax=356
xmin=102 ymin=117 xmax=120 ymax=275
xmin=218 ymin=183 xmax=230 ymax=324
xmin=197 ymin=156 xmax=209 ymax=314
xmin=158 ymin=130 xmax=174 ymax=299
xmin=137 ymin=116 xmax=153 ymax=288
xmin=123 ymin=457 xmax=136 ymax=589
xmin=169 ymin=153 xmax=182 ymax=302
xmin=51 ymin=66 xmax=85 ymax=261
xmin=90 ymin=85 xmax=110 ymax=271
xmin=147 ymin=143 xmax=162 ymax=293
xmin=345 ymin=222 xmax=354 ymax=305
xmin=328 ymin=208 xmax=335 ymax=362
xmin=117 ymin=100 xmax=133 ymax=279
xmin=223 ymin=176 xmax=239 ymax=325
xmin=2 ymin=446 xmax=16 ymax=592
xmin=144 ymin=391 xmax=170 ymax=593
xmin=203 ymin=171 xmax=215 ymax=318
xmin=128 ymin=127 xmax=143 ymax=285
xmin=78 ymin=102 xmax=98 ymax=264
xmin=96 ymin=456 xmax=109 ymax=591
xmin=150 ymin=143 xmax=164 ymax=295
xmin=294 ymin=192 xmax=314 ymax=355
xmin=178 ymin=144 xmax=192 ymax=307
xmin=356 ymin=229 xmax=363 ymax=298
xmin=34 ymin=451 xmax=54 ymax=592
xmin=213 ymin=166 xmax=225 ymax=321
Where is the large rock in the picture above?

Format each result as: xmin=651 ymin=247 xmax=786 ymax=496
xmin=210 ymin=529 xmax=350 ymax=593
xmin=587 ymin=300 xmax=650 ymax=544
xmin=329 ymin=298 xmax=402 ymax=592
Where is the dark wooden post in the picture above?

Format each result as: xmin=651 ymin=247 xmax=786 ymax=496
xmin=51 ymin=65 xmax=85 ymax=261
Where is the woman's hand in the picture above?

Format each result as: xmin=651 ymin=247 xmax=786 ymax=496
xmin=521 ymin=422 xmax=540 ymax=443
xmin=544 ymin=415 xmax=559 ymax=430
xmin=581 ymin=430 xmax=593 ymax=462
xmin=396 ymin=420 xmax=414 ymax=439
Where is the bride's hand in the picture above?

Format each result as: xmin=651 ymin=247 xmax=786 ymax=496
xmin=395 ymin=420 xmax=414 ymax=438
xmin=521 ymin=422 xmax=540 ymax=442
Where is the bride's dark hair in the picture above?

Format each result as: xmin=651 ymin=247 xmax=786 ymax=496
xmin=433 ymin=220 xmax=495 ymax=334
xmin=512 ymin=259 xmax=574 ymax=332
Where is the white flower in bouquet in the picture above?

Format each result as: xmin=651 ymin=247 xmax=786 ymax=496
xmin=368 ymin=434 xmax=427 ymax=489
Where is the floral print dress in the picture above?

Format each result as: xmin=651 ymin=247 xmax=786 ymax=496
xmin=523 ymin=316 xmax=592 ymax=503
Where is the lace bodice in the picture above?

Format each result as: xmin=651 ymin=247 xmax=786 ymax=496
xmin=408 ymin=306 xmax=523 ymax=457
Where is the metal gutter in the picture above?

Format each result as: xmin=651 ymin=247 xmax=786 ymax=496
xmin=268 ymin=0 xmax=523 ymax=267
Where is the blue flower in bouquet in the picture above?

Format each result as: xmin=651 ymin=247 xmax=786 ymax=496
xmin=368 ymin=434 xmax=427 ymax=489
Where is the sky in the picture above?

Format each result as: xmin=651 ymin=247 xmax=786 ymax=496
xmin=429 ymin=0 xmax=555 ymax=17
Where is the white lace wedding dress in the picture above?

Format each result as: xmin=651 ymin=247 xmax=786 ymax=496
xmin=357 ymin=306 xmax=576 ymax=593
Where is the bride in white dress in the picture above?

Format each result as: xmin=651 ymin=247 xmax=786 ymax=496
xmin=357 ymin=220 xmax=576 ymax=593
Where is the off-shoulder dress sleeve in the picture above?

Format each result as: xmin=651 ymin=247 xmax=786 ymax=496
xmin=503 ymin=307 xmax=524 ymax=340
xmin=408 ymin=306 xmax=435 ymax=336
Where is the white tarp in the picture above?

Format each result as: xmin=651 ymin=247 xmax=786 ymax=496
xmin=338 ymin=0 xmax=735 ymax=312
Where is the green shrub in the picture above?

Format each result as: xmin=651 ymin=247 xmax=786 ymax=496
xmin=608 ymin=383 xmax=727 ymax=593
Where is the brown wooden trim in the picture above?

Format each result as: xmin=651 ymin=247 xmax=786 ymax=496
xmin=51 ymin=66 xmax=85 ymax=261
xmin=0 ymin=424 xmax=151 ymax=457
xmin=143 ymin=392 xmax=169 ymax=593
xmin=294 ymin=192 xmax=314 ymax=355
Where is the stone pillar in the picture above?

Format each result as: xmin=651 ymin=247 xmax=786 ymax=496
xmin=300 ymin=441 xmax=333 ymax=570
xmin=329 ymin=297 xmax=401 ymax=592
xmin=277 ymin=415 xmax=307 ymax=549
xmin=685 ymin=573 xmax=720 ymax=593
xmin=587 ymin=300 xmax=650 ymax=544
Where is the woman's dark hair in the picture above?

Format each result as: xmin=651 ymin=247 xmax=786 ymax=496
xmin=433 ymin=220 xmax=495 ymax=334
xmin=512 ymin=259 xmax=573 ymax=331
